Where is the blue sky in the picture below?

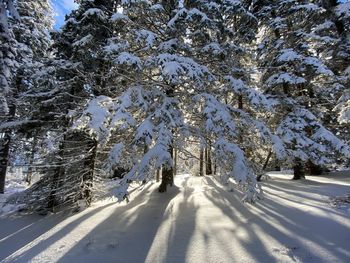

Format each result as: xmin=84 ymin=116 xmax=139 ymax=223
xmin=52 ymin=0 xmax=78 ymax=29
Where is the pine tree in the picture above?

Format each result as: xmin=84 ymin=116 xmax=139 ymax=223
xmin=0 ymin=0 xmax=19 ymax=193
xmin=19 ymin=0 xmax=121 ymax=210
xmin=71 ymin=0 xmax=289 ymax=202
xmin=254 ymin=0 xmax=350 ymax=179
xmin=10 ymin=0 xmax=54 ymax=184
xmin=329 ymin=2 xmax=350 ymax=135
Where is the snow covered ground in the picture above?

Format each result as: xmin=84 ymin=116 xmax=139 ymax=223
xmin=0 ymin=172 xmax=349 ymax=263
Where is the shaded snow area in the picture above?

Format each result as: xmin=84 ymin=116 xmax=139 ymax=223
xmin=1 ymin=172 xmax=350 ymax=263
xmin=0 ymin=168 xmax=29 ymax=215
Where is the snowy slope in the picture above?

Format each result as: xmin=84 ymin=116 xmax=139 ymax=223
xmin=0 ymin=172 xmax=349 ymax=263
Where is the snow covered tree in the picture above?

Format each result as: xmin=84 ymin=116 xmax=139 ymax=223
xmin=7 ymin=0 xmax=350 ymax=211
xmin=314 ymin=0 xmax=350 ymax=167
xmin=254 ymin=0 xmax=350 ymax=178
xmin=0 ymin=0 xmax=55 ymax=193
xmin=68 ymin=0 xmax=290 ymax=203
xmin=0 ymin=0 xmax=20 ymax=193
xmin=9 ymin=0 xmax=54 ymax=184
xmin=326 ymin=2 xmax=350 ymax=136
xmin=18 ymin=0 xmax=122 ymax=210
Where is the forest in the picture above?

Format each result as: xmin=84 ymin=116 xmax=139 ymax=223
xmin=1 ymin=1 xmax=350 ymax=262
xmin=0 ymin=0 xmax=349 ymax=211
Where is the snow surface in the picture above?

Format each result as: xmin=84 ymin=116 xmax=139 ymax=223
xmin=0 ymin=172 xmax=350 ymax=263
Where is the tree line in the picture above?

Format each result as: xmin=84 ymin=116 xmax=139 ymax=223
xmin=0 ymin=0 xmax=349 ymax=212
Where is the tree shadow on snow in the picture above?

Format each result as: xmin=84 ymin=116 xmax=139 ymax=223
xmin=204 ymin=176 xmax=350 ymax=263
xmin=58 ymin=181 xmax=190 ymax=263
xmin=0 ymin=202 xmax=116 ymax=262
xmin=0 ymin=183 xmax=153 ymax=262
xmin=1 ymin=175 xmax=349 ymax=263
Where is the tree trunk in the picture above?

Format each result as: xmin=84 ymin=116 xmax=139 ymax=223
xmin=205 ymin=141 xmax=212 ymax=175
xmin=174 ymin=148 xmax=177 ymax=176
xmin=26 ymin=135 xmax=38 ymax=185
xmin=0 ymin=133 xmax=10 ymax=194
xmin=199 ymin=147 xmax=204 ymax=176
xmin=83 ymin=139 xmax=97 ymax=205
xmin=159 ymin=145 xmax=174 ymax=192
xmin=238 ymin=95 xmax=243 ymax=110
xmin=0 ymin=104 xmax=16 ymax=194
xmin=262 ymin=149 xmax=272 ymax=170
xmin=204 ymin=146 xmax=208 ymax=173
xmin=293 ymin=158 xmax=305 ymax=180
xmin=159 ymin=85 xmax=176 ymax=192
xmin=257 ymin=149 xmax=272 ymax=181
xmin=47 ymin=139 xmax=65 ymax=210
xmin=214 ymin=158 xmax=217 ymax=175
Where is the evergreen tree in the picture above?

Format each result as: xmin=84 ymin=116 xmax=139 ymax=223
xmin=10 ymin=0 xmax=54 ymax=183
xmin=254 ymin=0 xmax=350 ymax=179
xmin=0 ymin=0 xmax=19 ymax=193
xmin=19 ymin=0 xmax=121 ymax=211
xmin=72 ymin=0 xmax=287 ymax=202
xmin=6 ymin=0 xmax=350 ymax=211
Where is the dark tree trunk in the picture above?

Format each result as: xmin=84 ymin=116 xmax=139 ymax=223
xmin=204 ymin=146 xmax=208 ymax=173
xmin=159 ymin=85 xmax=176 ymax=192
xmin=26 ymin=135 xmax=38 ymax=185
xmin=83 ymin=139 xmax=97 ymax=205
xmin=159 ymin=146 xmax=174 ymax=193
xmin=293 ymin=159 xmax=305 ymax=180
xmin=214 ymin=158 xmax=217 ymax=175
xmin=199 ymin=147 xmax=204 ymax=176
xmin=47 ymin=138 xmax=65 ymax=210
xmin=205 ymin=141 xmax=212 ymax=175
xmin=238 ymin=95 xmax=243 ymax=110
xmin=173 ymin=148 xmax=177 ymax=176
xmin=0 ymin=104 xmax=16 ymax=194
xmin=263 ymin=150 xmax=272 ymax=170
xmin=159 ymin=162 xmax=173 ymax=193
xmin=257 ymin=149 xmax=272 ymax=181
xmin=0 ymin=133 xmax=10 ymax=194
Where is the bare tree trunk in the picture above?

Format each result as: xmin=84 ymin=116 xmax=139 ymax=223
xmin=159 ymin=145 xmax=174 ymax=192
xmin=83 ymin=139 xmax=97 ymax=205
xmin=262 ymin=149 xmax=273 ymax=171
xmin=0 ymin=133 xmax=10 ymax=194
xmin=214 ymin=157 xmax=217 ymax=175
xmin=26 ymin=135 xmax=38 ymax=185
xmin=159 ymin=85 xmax=175 ymax=192
xmin=204 ymin=146 xmax=208 ymax=174
xmin=199 ymin=147 xmax=204 ymax=176
xmin=0 ymin=104 xmax=16 ymax=194
xmin=47 ymin=138 xmax=65 ymax=211
xmin=257 ymin=149 xmax=272 ymax=181
xmin=158 ymin=146 xmax=174 ymax=193
xmin=173 ymin=148 xmax=177 ymax=176
xmin=205 ymin=140 xmax=212 ymax=175
xmin=238 ymin=95 xmax=243 ymax=110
